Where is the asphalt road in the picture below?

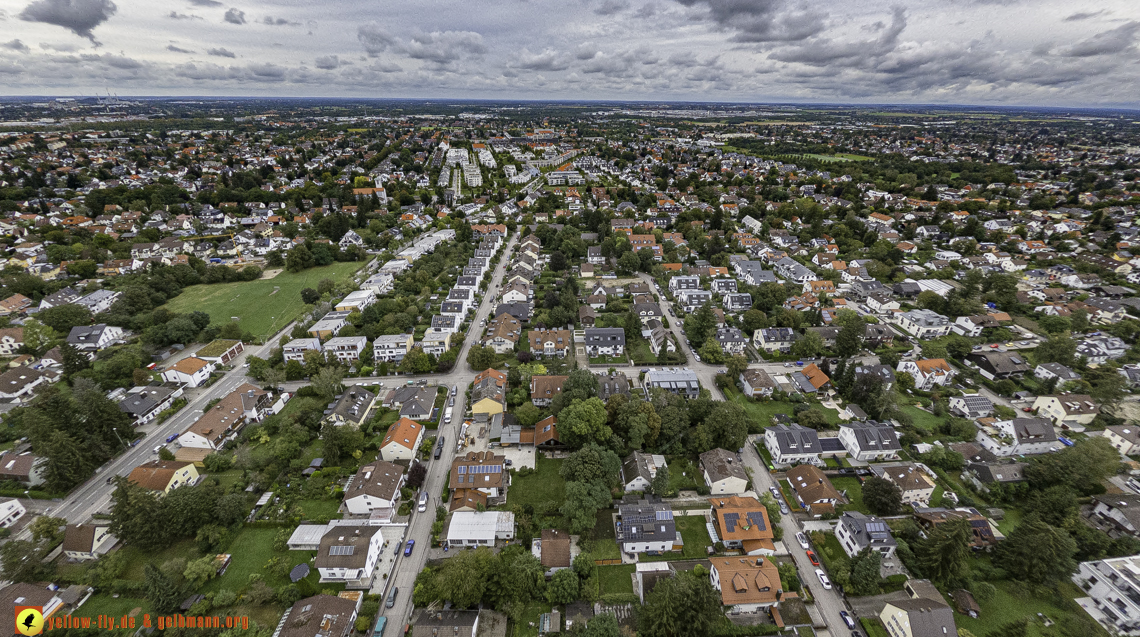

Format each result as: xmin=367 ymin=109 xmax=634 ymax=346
xmin=742 ymin=439 xmax=850 ymax=637
xmin=13 ymin=326 xmax=295 ymax=540
xmin=380 ymin=232 xmax=519 ymax=627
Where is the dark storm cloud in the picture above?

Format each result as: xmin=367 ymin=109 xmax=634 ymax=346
xmin=19 ymin=0 xmax=117 ymax=42
xmin=207 ymin=47 xmax=236 ymax=57
xmin=402 ymin=31 xmax=486 ymax=65
xmin=1062 ymin=22 xmax=1140 ymax=57
xmin=167 ymin=44 xmax=194 ymax=53
xmin=770 ymin=7 xmax=906 ymax=66
xmin=223 ymin=8 xmax=245 ymax=24
xmin=673 ymin=0 xmax=826 ymax=43
xmin=3 ymin=39 xmax=30 ymax=52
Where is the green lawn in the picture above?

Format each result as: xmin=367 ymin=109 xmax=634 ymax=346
xmin=74 ymin=595 xmax=149 ymax=622
xmin=296 ymin=499 xmax=342 ymax=520
xmin=202 ymin=527 xmax=296 ymax=594
xmin=900 ymin=405 xmax=945 ymax=435
xmin=515 ymin=600 xmax=554 ymax=637
xmin=780 ymin=480 xmax=802 ymax=511
xmin=831 ymin=476 xmax=869 ymax=514
xmin=506 ymin=456 xmax=566 ymax=514
xmin=667 ymin=457 xmax=703 ymax=494
xmin=164 ymin=261 xmax=365 ymax=338
xmin=597 ymin=564 xmax=635 ymax=595
xmin=642 ymin=515 xmax=712 ymax=561
xmin=955 ymin=579 xmax=1089 ymax=637
xmin=810 ymin=531 xmax=848 ymax=575
xmin=628 ymin=339 xmax=658 ymax=365
xmin=725 ymin=387 xmax=842 ymax=430
xmin=118 ymin=539 xmax=198 ymax=580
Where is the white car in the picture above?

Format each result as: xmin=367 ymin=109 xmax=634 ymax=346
xmin=417 ymin=492 xmax=428 ymax=512
xmin=796 ymin=532 xmax=809 ymax=550
xmin=816 ymin=569 xmax=832 ymax=590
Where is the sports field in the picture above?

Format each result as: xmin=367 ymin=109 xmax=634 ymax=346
xmin=164 ymin=262 xmax=365 ymax=338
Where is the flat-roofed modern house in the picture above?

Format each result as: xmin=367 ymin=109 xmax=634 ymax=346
xmin=644 ymin=368 xmax=700 ymax=399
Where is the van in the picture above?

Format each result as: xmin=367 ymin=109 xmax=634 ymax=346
xmin=385 ymin=587 xmax=398 ymax=608
xmin=153 ymin=446 xmax=163 ymax=454
xmin=444 ymin=407 xmax=453 ymax=424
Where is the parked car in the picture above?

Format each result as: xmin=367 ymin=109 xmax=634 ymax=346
xmin=816 ymin=569 xmax=832 ymax=589
xmin=840 ymin=611 xmax=856 ymax=629
xmin=417 ymin=492 xmax=428 ymax=512
xmin=796 ymin=532 xmax=809 ymax=550
xmin=385 ymin=587 xmax=399 ymax=608
xmin=806 ymin=550 xmax=819 ymax=566
xmin=404 ymin=540 xmax=415 ymax=556
xmin=165 ymin=434 xmax=179 ymax=443
xmin=449 ymin=397 xmax=455 ymax=407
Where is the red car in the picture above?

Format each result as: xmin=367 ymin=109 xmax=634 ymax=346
xmin=806 ymin=550 xmax=819 ymax=566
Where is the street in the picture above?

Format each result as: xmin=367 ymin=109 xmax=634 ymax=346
xmin=741 ymin=439 xmax=851 ymax=636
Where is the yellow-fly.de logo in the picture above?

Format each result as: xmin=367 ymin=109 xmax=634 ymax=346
xmin=15 ymin=606 xmax=44 ymax=636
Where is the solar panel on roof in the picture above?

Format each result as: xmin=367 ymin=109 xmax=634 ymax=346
xmin=656 ymin=510 xmax=673 ymax=521
xmin=723 ymin=512 xmax=739 ymax=533
xmin=329 ymin=545 xmax=354 ymax=556
xmin=457 ymin=466 xmax=467 ymax=474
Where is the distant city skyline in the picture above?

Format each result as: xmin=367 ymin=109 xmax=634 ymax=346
xmin=0 ymin=0 xmax=1138 ymax=106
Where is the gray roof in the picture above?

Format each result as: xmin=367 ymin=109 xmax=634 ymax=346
xmin=644 ymin=368 xmax=699 ymax=391
xmin=855 ymin=364 xmax=896 ymax=384
xmin=951 ymin=394 xmax=994 ymax=414
xmin=700 ymin=448 xmax=746 ymax=483
xmin=968 ymin=461 xmax=1027 ymax=483
xmin=1037 ymin=362 xmax=1081 ymax=380
xmin=841 ymin=421 xmax=901 ymax=453
xmin=617 ymin=501 xmax=675 ymax=543
xmin=886 ymin=599 xmax=956 ymax=637
xmin=1009 ymin=418 xmax=1057 ymax=444
xmin=118 ymin=386 xmax=177 ymax=418
xmin=766 ymin=423 xmax=820 ymax=455
xmin=839 ymin=511 xmax=897 ymax=551
xmin=584 ymin=327 xmax=626 ymax=347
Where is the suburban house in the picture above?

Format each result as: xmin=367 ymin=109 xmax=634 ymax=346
xmin=446 ymin=510 xmax=516 ymax=547
xmin=754 ymin=328 xmax=797 ymax=353
xmin=470 ymin=368 xmax=507 ymax=418
xmin=62 ymin=524 xmax=116 ymax=561
xmin=66 ymin=324 xmax=123 ymax=352
xmin=977 ymin=417 xmax=1059 ymax=456
xmin=764 ymin=424 xmax=822 ymax=467
xmin=530 ymin=375 xmax=568 ymax=408
xmin=536 ymin=528 xmax=573 ymax=575
xmin=739 ymin=368 xmax=776 ymax=397
xmin=838 ymin=421 xmax=902 ymax=462
xmin=335 ymin=289 xmax=376 ymax=312
xmin=277 ymin=595 xmax=358 ymax=637
xmin=527 ymin=329 xmax=572 ymax=358
xmin=314 ymin=526 xmax=384 ymax=588
xmin=786 ymin=464 xmax=847 ymax=515
xmin=896 ymin=358 xmax=956 ymax=391
xmin=483 ymin=314 xmax=523 ymax=354
xmin=384 ymin=386 xmax=436 ymax=421
xmin=118 ymin=386 xmax=183 ymax=425
xmin=621 ymin=451 xmax=668 ymax=493
xmin=1072 ymin=555 xmax=1140 ymax=636
xmin=700 ymin=448 xmax=749 ymax=495
xmin=616 ymin=500 xmax=676 ymax=555
xmin=584 ymin=328 xmax=626 ymax=356
xmin=325 ymin=387 xmax=377 ymax=428
xmin=1035 ymin=362 xmax=1082 ymax=383
xmin=0 ymin=327 xmax=23 ymax=356
xmin=194 ymin=339 xmax=245 ymax=365
xmin=420 ymin=329 xmax=452 ymax=356
xmin=1104 ymin=425 xmax=1140 ymax=456
xmin=897 ymin=308 xmax=952 ymax=339
xmin=913 ymin=507 xmax=999 ymax=549
xmin=448 ymin=451 xmax=509 ymax=512
xmin=323 ymin=336 xmax=368 ymax=363
xmin=880 ymin=598 xmax=957 ymax=637
xmin=127 ymin=460 xmax=200 ymax=494
xmin=283 ymin=338 xmax=322 ymax=362
xmin=177 ymin=384 xmax=277 ymax=450
xmin=643 ymin=368 xmax=701 ymax=399
xmin=709 ymin=496 xmax=775 ymax=555
xmin=836 ymin=511 xmax=897 ymax=558
xmin=0 ymin=451 xmax=46 ymax=487
xmin=343 ymin=460 xmax=405 ymax=515
xmin=1032 ymin=394 xmax=1099 ymax=428
xmin=373 ymin=334 xmax=414 ymax=363
xmin=380 ymin=417 xmax=425 ymax=461
xmin=948 ymin=395 xmax=994 ymax=419
xmin=968 ymin=351 xmax=1031 ymax=381
xmin=708 ymin=557 xmax=782 ymax=613
xmin=871 ymin=463 xmax=936 ymax=505
xmin=160 ymin=356 xmax=214 ymax=387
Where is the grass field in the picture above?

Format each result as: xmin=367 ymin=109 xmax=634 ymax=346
xmin=642 ymin=515 xmax=713 ymax=561
xmin=515 ymin=601 xmax=554 ymax=637
xmin=725 ymin=387 xmax=842 ymax=430
xmin=506 ymin=456 xmax=566 ymax=514
xmin=164 ymin=262 xmax=365 ymax=338
xmin=900 ymin=405 xmax=945 ymax=434
xmin=955 ymin=579 xmax=1088 ymax=637
xmin=296 ymin=498 xmax=342 ymax=520
xmin=74 ymin=595 xmax=150 ymax=622
xmin=598 ymin=564 xmax=635 ymax=595
xmin=831 ymin=476 xmax=868 ymax=514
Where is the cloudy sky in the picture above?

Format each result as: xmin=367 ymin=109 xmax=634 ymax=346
xmin=0 ymin=0 xmax=1138 ymax=106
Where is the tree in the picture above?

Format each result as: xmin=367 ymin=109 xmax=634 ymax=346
xmin=561 ymin=444 xmax=623 ymax=488
xmin=399 ymin=347 xmax=435 ymax=374
xmin=994 ymin=515 xmax=1078 ymax=584
xmin=698 ymin=339 xmax=725 ymax=364
xmin=546 ymin=567 xmax=579 ymax=604
xmin=791 ymin=330 xmax=824 ymax=358
xmin=311 ymin=366 xmax=344 ymax=399
xmin=29 ymin=515 xmax=66 ymax=545
xmin=726 ymin=355 xmax=748 ymax=382
xmin=849 ymin=548 xmax=882 ymax=596
xmin=183 ymin=555 xmax=219 ymax=588
xmin=558 ymin=398 xmax=612 ymax=449
xmin=1033 ymin=333 xmax=1076 ymax=367
xmin=1025 ymin=437 xmax=1121 ymax=494
xmin=321 ymin=421 xmax=363 ymax=465
xmin=467 ymin=345 xmax=496 ymax=371
xmin=37 ymin=303 xmax=92 ymax=333
xmin=0 ymin=539 xmax=53 ymax=582
xmin=703 ymin=402 xmax=749 ymax=451
xmin=20 ymin=319 xmax=55 ymax=353
xmin=549 ymin=251 xmax=568 ymax=272
xmin=562 ymin=369 xmax=600 ymax=402
xmin=862 ymin=476 xmax=903 ymax=516
xmin=561 ymin=480 xmax=612 ymax=534
xmin=618 ymin=251 xmax=640 ymax=274
xmin=945 ymin=335 xmax=973 ymax=360
xmin=639 ymin=568 xmax=723 ymax=637
xmin=916 ymin=518 xmax=971 ymax=585
xmin=407 ymin=462 xmax=427 ymax=489
xmin=109 ymin=479 xmax=169 ymax=550
xmin=60 ymin=342 xmax=90 ymax=377
xmin=583 ymin=613 xmax=621 ymax=637
xmin=300 ymin=287 xmax=320 ymax=304
xmin=650 ymin=465 xmax=672 ymax=496
xmin=145 ymin=562 xmax=183 ymax=614
xmin=683 ymin=303 xmax=715 ymax=348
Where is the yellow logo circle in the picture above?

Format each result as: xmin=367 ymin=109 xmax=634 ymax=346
xmin=15 ymin=608 xmax=44 ymax=636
